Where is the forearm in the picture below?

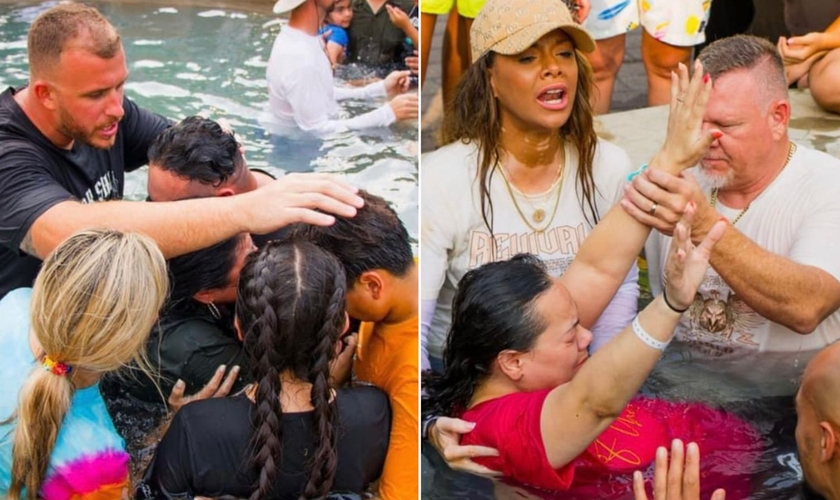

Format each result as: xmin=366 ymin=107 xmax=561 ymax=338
xmin=826 ymin=16 xmax=840 ymax=35
xmin=576 ymin=297 xmax=678 ymax=416
xmin=28 ymin=197 xmax=248 ymax=259
xmin=544 ymin=297 xmax=679 ymax=467
xmin=707 ymin=228 xmax=840 ymax=333
xmin=563 ymin=154 xmax=688 ymax=326
xmin=562 ymin=201 xmax=651 ymax=327
xmin=334 ymin=81 xmax=387 ymax=101
xmin=403 ymin=25 xmax=419 ymax=47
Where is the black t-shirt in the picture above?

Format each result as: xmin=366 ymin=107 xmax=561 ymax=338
xmin=0 ymin=86 xmax=170 ymax=300
xmin=126 ymin=306 xmax=251 ymax=404
xmin=141 ymin=386 xmax=391 ymax=498
xmin=347 ymin=0 xmax=415 ymax=67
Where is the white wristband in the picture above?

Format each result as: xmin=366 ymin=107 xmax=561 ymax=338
xmin=632 ymin=315 xmax=670 ymax=351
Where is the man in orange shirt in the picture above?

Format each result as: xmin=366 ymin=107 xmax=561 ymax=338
xmin=293 ymin=191 xmax=418 ymax=500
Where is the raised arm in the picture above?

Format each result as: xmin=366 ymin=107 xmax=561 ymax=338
xmin=542 ymin=209 xmax=728 ymax=468
xmin=23 ymin=173 xmax=363 ymax=259
xmin=560 ymin=60 xmax=719 ymax=328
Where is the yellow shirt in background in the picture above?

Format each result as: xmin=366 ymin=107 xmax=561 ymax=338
xmin=355 ymin=315 xmax=419 ymax=500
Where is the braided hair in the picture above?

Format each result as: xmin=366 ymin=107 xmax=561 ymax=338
xmin=236 ymin=241 xmax=346 ymax=499
xmin=423 ymin=254 xmax=553 ymax=418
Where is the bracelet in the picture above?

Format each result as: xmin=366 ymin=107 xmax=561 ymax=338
xmin=663 ymin=288 xmax=690 ymax=313
xmin=632 ymin=315 xmax=671 ymax=352
xmin=422 ymin=415 xmax=440 ymax=440
xmin=626 ymin=163 xmax=648 ymax=182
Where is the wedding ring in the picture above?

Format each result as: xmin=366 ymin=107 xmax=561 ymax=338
xmin=649 ymin=202 xmax=658 ymax=215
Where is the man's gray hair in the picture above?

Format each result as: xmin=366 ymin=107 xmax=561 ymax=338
xmin=698 ymin=35 xmax=788 ymax=100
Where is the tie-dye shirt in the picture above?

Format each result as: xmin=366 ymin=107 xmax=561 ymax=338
xmin=0 ymin=288 xmax=130 ymax=499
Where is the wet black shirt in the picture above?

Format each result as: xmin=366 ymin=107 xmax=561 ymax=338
xmin=126 ymin=306 xmax=251 ymax=404
xmin=142 ymin=386 xmax=391 ymax=498
xmin=347 ymin=0 xmax=415 ymax=67
xmin=0 ymin=86 xmax=170 ymax=300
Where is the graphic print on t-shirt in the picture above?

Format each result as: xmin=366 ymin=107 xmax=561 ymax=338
xmin=80 ymin=171 xmax=120 ymax=203
xmin=467 ymin=223 xmax=586 ymax=276
xmin=676 ymin=270 xmax=766 ymax=356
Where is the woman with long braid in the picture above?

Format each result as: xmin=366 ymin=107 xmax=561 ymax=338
xmin=145 ymin=241 xmax=390 ymax=498
xmin=0 ymin=229 xmax=168 ymax=499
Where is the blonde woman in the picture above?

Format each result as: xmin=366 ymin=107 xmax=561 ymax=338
xmin=0 ymin=229 xmax=169 ymax=499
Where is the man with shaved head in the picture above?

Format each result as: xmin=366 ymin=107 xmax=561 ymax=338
xmin=795 ymin=342 xmax=840 ymax=498
xmin=622 ymin=34 xmax=840 ymax=399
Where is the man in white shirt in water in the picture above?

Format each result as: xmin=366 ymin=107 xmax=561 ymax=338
xmin=264 ymin=0 xmax=418 ymax=135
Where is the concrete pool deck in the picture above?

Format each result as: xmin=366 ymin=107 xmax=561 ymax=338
xmin=597 ymin=88 xmax=840 ymax=166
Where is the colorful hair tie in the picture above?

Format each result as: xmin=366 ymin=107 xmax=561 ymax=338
xmin=626 ymin=163 xmax=649 ymax=182
xmin=43 ymin=355 xmax=73 ymax=376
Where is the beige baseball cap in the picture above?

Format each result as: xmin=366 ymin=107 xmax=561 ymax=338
xmin=470 ymin=0 xmax=596 ymax=62
xmin=273 ymin=0 xmax=307 ymax=14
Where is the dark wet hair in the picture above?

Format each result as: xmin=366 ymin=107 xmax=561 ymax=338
xmin=164 ymin=233 xmax=245 ymax=314
xmin=147 ymin=116 xmax=244 ymax=187
xmin=290 ymin=190 xmax=413 ymax=284
xmin=423 ymin=254 xmax=553 ymax=417
xmin=236 ymin=242 xmax=346 ymax=499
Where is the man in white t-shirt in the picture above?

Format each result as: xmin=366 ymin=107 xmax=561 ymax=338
xmin=263 ymin=0 xmax=418 ymax=135
xmin=625 ymin=35 xmax=840 ymax=399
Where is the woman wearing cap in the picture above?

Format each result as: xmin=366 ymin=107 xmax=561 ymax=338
xmin=263 ymin=0 xmax=418 ymax=135
xmin=421 ymin=0 xmax=637 ymax=373
xmin=0 ymin=229 xmax=168 ymax=498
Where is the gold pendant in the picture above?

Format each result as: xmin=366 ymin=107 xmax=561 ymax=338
xmin=532 ymin=209 xmax=545 ymax=223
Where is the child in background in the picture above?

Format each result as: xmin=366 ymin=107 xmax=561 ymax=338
xmin=320 ymin=0 xmax=353 ymax=67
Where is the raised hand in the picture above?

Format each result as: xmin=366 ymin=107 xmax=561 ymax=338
xmin=662 ymin=204 xmax=727 ymax=310
xmin=633 ymin=439 xmax=726 ymax=500
xmin=385 ymin=4 xmax=411 ymax=32
xmin=655 ymin=60 xmax=720 ymax=174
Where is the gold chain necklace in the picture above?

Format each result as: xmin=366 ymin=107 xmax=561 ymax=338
xmin=499 ymin=163 xmax=565 ymax=233
xmin=710 ymin=142 xmax=796 ymax=226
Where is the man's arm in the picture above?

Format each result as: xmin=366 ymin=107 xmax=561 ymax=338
xmin=624 ymin=169 xmax=840 ymax=334
xmin=24 ymin=173 xmax=363 ymax=259
xmin=701 ymin=225 xmax=840 ymax=334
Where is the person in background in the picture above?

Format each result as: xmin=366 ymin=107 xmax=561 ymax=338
xmin=583 ymin=0 xmax=713 ymax=113
xmin=320 ymin=0 xmax=354 ymax=67
xmin=778 ymin=2 xmax=840 ymax=114
xmin=347 ymin=0 xmax=414 ymax=69
xmin=263 ymin=0 xmax=417 ymax=134
xmin=418 ymin=1 xmax=482 ymax=102
xmin=0 ymin=229 xmax=168 ymax=498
